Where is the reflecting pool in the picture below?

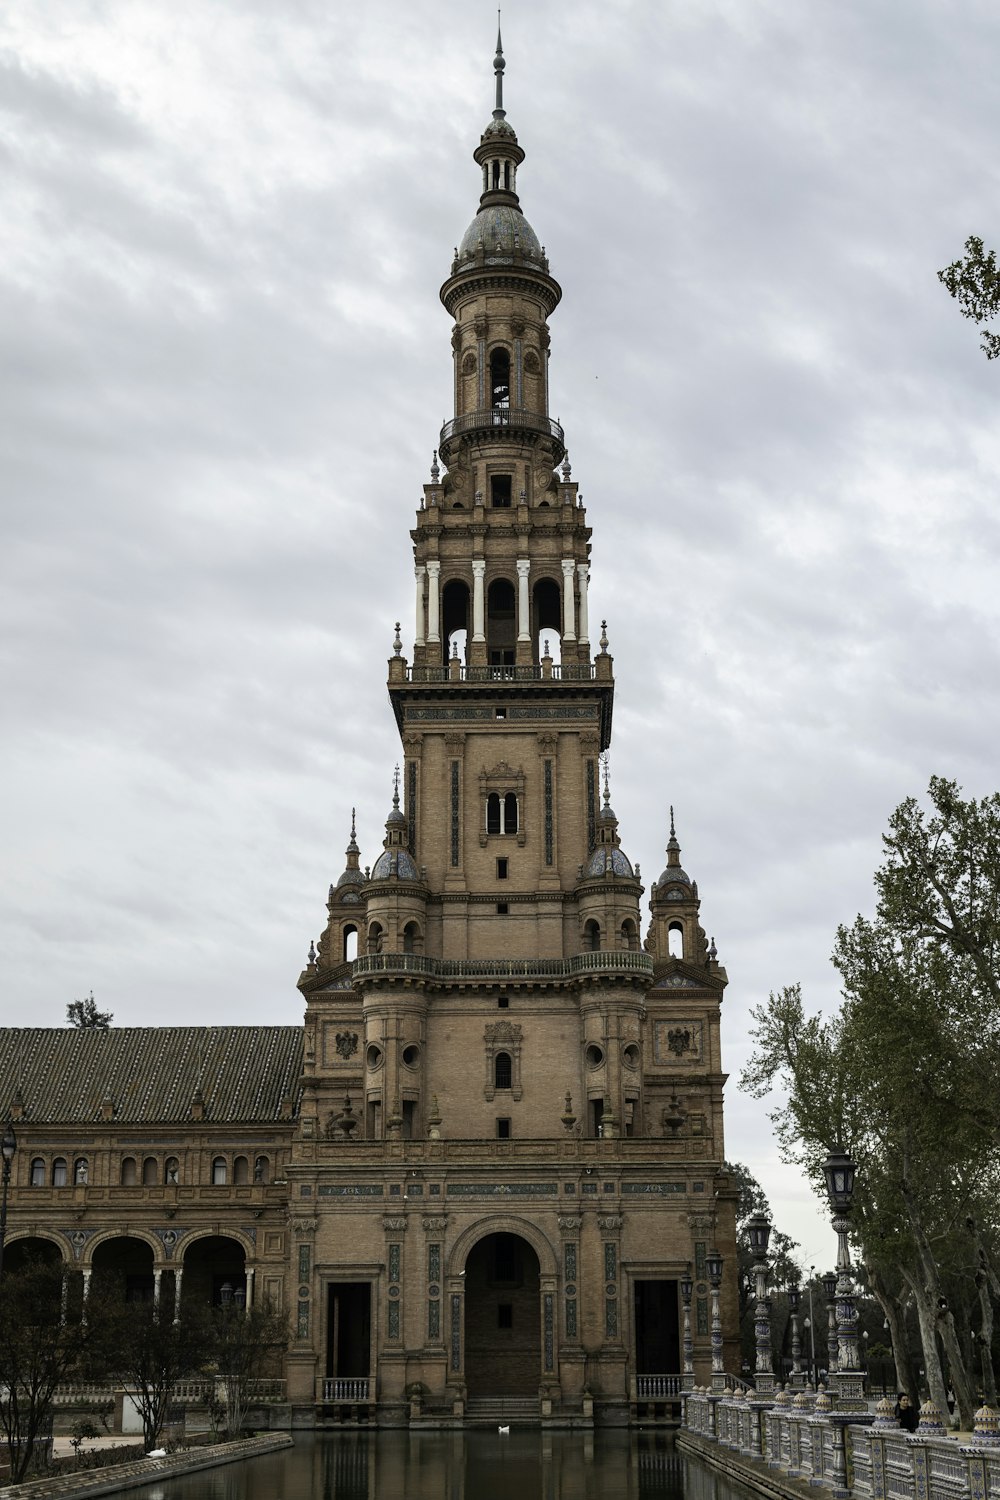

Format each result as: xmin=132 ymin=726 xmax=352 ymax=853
xmin=128 ymin=1432 xmax=738 ymax=1500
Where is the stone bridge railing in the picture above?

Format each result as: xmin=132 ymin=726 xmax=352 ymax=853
xmin=681 ymin=1387 xmax=1000 ymax=1500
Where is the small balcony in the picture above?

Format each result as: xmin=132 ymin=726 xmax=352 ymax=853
xmin=439 ymin=407 xmax=564 ymax=451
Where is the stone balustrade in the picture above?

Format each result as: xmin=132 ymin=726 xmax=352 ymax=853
xmin=680 ymin=1388 xmax=1000 ymax=1500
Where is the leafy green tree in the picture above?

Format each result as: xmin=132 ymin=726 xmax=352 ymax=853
xmin=66 ymin=991 xmax=113 ymax=1028
xmin=0 ymin=1261 xmax=95 ymax=1482
xmin=938 ymin=236 xmax=1000 ymax=360
xmin=725 ymin=1161 xmax=803 ymax=1373
xmin=742 ymin=779 xmax=1000 ymax=1429
xmin=211 ymin=1300 xmax=288 ymax=1438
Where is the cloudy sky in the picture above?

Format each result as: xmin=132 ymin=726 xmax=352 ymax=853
xmin=3 ymin=0 xmax=998 ymax=1271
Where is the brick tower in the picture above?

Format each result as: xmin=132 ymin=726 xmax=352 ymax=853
xmin=291 ymin=30 xmax=739 ymax=1423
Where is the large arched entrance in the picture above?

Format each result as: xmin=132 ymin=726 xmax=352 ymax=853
xmin=180 ymin=1234 xmax=247 ymax=1307
xmin=464 ymin=1232 xmax=541 ymax=1398
xmin=91 ymin=1235 xmax=155 ymax=1302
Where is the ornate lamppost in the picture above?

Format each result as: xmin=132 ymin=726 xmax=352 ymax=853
xmin=706 ymin=1248 xmax=725 ymax=1390
xmin=680 ymin=1262 xmax=695 ymax=1387
xmin=0 ymin=1121 xmax=17 ymax=1281
xmin=788 ymin=1283 xmax=804 ymax=1387
xmin=822 ymin=1146 xmax=865 ymax=1411
xmin=747 ymin=1212 xmax=774 ymax=1394
xmin=822 ymin=1269 xmax=839 ymax=1378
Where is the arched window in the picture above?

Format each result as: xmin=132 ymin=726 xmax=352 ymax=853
xmin=668 ymin=922 xmax=684 ymax=959
xmin=533 ymin=577 xmax=562 ymax=664
xmin=74 ymin=1157 xmax=89 ymax=1185
xmin=121 ymin=1157 xmax=137 ymax=1186
xmin=30 ymin=1157 xmax=45 ymax=1187
xmin=233 ymin=1155 xmax=250 ymax=1186
xmin=142 ymin=1156 xmax=158 ymax=1186
xmin=584 ymin=920 xmax=601 ymax=952
xmin=368 ymin=922 xmax=384 ymax=953
xmin=490 ymin=348 xmax=510 ymax=409
xmin=487 ymin=577 xmax=516 ymax=667
xmin=165 ymin=1157 xmax=180 ymax=1185
xmin=494 ymin=1052 xmax=512 ymax=1090
xmin=212 ymin=1156 xmax=228 ymax=1186
xmin=344 ymin=925 xmax=358 ymax=962
xmin=487 ymin=793 xmax=501 ymax=835
xmin=504 ymin=793 xmax=518 ymax=835
xmin=442 ymin=579 xmax=470 ymax=667
xmin=402 ymin=922 xmax=420 ymax=954
xmin=52 ymin=1157 xmax=68 ymax=1187
xmin=621 ymin=919 xmax=638 ymax=952
xmin=254 ymin=1155 xmax=270 ymax=1184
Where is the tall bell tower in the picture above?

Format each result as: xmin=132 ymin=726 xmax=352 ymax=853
xmin=292 ymin=31 xmax=739 ymax=1421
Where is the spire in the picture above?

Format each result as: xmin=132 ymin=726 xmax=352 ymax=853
xmin=493 ymin=14 xmax=505 ymax=119
xmin=667 ymin=805 xmax=681 ymax=866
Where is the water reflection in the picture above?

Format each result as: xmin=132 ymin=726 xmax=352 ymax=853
xmin=127 ymin=1432 xmax=739 ymax=1500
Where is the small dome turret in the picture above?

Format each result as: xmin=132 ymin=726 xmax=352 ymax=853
xmin=370 ymin=768 xmax=419 ymax=882
xmin=582 ymin=766 xmax=636 ymax=880
xmin=335 ymin=808 xmax=365 ymax=889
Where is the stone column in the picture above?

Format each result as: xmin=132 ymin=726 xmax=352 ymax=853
xmin=517 ymin=559 xmax=530 ymax=642
xmin=246 ymin=1266 xmax=255 ymax=1309
xmin=414 ymin=565 xmax=426 ymax=647
xmin=174 ymin=1267 xmax=184 ymax=1323
xmin=426 ymin=560 xmax=441 ymax=645
xmin=472 ymin=560 xmax=486 ymax=642
xmin=153 ymin=1267 xmax=162 ymax=1308
xmin=577 ymin=563 xmax=590 ymax=646
xmin=561 ymin=559 xmax=576 ymax=642
xmin=81 ymin=1268 xmax=91 ymax=1322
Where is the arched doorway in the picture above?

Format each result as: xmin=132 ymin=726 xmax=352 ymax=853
xmin=463 ymin=1232 xmax=541 ymax=1398
xmin=91 ymin=1235 xmax=155 ymax=1302
xmin=180 ymin=1234 xmax=247 ymax=1307
xmin=4 ymin=1235 xmax=64 ymax=1275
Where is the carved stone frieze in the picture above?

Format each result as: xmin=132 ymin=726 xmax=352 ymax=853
xmin=598 ymin=1215 xmax=624 ymax=1232
xmin=383 ymin=1217 xmax=408 ymax=1232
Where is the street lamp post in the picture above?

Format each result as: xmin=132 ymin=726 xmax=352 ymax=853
xmin=788 ymin=1284 xmax=804 ymax=1387
xmin=747 ymin=1213 xmax=774 ymax=1395
xmin=822 ymin=1146 xmax=866 ymax=1411
xmin=681 ymin=1262 xmax=695 ymax=1388
xmin=0 ymin=1121 xmax=17 ymax=1281
xmin=706 ymin=1248 xmax=725 ymax=1391
xmin=822 ymin=1269 xmax=839 ymax=1378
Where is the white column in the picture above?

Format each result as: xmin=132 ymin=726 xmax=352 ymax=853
xmin=426 ymin=560 xmax=441 ymax=644
xmin=472 ymin=560 xmax=486 ymax=641
xmin=517 ymin=558 xmax=531 ymax=642
xmin=153 ymin=1268 xmax=162 ymax=1308
xmin=174 ymin=1267 xmax=184 ymax=1323
xmin=561 ymin=559 xmax=577 ymax=641
xmin=246 ymin=1266 xmax=255 ymax=1309
xmin=577 ymin=563 xmax=590 ymax=646
xmin=81 ymin=1268 xmax=92 ymax=1323
xmin=414 ymin=565 xmax=426 ymax=646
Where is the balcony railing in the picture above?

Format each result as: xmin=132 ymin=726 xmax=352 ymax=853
xmin=439 ymin=408 xmax=564 ymax=447
xmin=636 ymin=1374 xmax=684 ymax=1399
xmin=353 ymin=951 xmax=652 ymax=982
xmin=402 ymin=663 xmax=596 ymax=683
xmin=320 ymin=1378 xmax=371 ymax=1403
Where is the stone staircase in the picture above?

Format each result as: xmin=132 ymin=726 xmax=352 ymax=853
xmin=464 ymin=1396 xmax=540 ymax=1427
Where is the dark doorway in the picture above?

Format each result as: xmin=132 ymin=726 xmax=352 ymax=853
xmin=327 ymin=1283 xmax=372 ymax=1379
xmin=487 ymin=578 xmax=516 ymax=666
xmin=464 ymin=1233 xmax=540 ymax=1397
xmin=634 ymin=1280 xmax=680 ymax=1374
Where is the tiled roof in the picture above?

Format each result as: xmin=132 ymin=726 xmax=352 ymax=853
xmin=0 ymin=1027 xmax=303 ymax=1125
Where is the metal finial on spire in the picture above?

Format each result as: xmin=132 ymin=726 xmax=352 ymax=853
xmin=601 ymin=751 xmax=611 ymax=806
xmin=670 ymin=805 xmax=676 ymax=838
xmin=494 ymin=12 xmax=505 ymax=117
xmin=392 ymin=764 xmax=401 ymax=809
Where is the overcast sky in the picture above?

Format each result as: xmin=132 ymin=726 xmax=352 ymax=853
xmin=3 ymin=0 xmax=998 ymax=1273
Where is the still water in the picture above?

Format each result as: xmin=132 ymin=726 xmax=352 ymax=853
xmin=132 ymin=1433 xmax=737 ymax=1500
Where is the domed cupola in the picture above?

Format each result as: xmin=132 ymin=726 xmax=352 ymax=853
xmin=653 ymin=807 xmax=694 ymax=893
xmin=583 ymin=783 xmax=636 ymax=881
xmin=576 ymin=763 xmax=643 ymax=957
xmin=647 ymin=809 xmax=711 ymax=969
xmin=335 ymin=808 xmax=365 ymax=890
xmin=370 ymin=772 xmax=420 ymax=883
